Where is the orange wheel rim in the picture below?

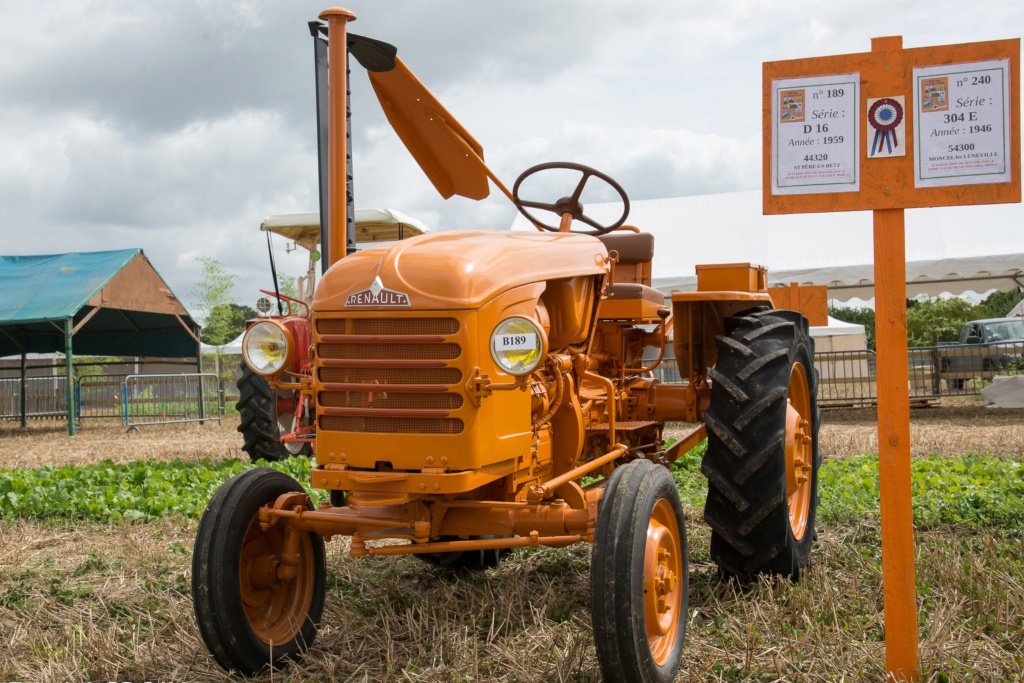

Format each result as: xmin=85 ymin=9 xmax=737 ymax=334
xmin=238 ymin=515 xmax=315 ymax=645
xmin=643 ymin=498 xmax=684 ymax=665
xmin=785 ymin=362 xmax=813 ymax=540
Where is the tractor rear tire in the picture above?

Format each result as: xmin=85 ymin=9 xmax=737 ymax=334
xmin=192 ymin=468 xmax=326 ymax=675
xmin=591 ymin=459 xmax=688 ymax=683
xmin=413 ymin=537 xmax=507 ymax=570
xmin=236 ymin=363 xmax=311 ymax=462
xmin=701 ymin=309 xmax=820 ymax=582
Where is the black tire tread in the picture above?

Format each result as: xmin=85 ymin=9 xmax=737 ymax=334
xmin=701 ymin=309 xmax=820 ymax=581
xmin=236 ymin=364 xmax=302 ymax=462
xmin=591 ymin=460 xmax=688 ymax=683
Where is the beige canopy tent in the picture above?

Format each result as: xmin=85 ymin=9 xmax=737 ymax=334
xmin=260 ymin=208 xmax=430 ymax=251
xmin=259 ymin=208 xmax=430 ymax=305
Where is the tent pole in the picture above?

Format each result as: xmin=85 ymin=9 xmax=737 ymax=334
xmin=20 ymin=351 xmax=27 ymax=428
xmin=65 ymin=317 xmax=77 ymax=436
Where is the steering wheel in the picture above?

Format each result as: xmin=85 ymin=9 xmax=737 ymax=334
xmin=512 ymin=161 xmax=630 ymax=235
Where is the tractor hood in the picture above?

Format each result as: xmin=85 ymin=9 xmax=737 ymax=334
xmin=314 ymin=230 xmax=609 ymax=311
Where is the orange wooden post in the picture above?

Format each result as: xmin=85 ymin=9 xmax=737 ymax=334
xmin=873 ymin=208 xmax=919 ymax=681
xmin=870 ymin=35 xmax=919 ymax=683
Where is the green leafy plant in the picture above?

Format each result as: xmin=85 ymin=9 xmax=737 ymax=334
xmin=819 ymin=453 xmax=1024 ymax=528
xmin=0 ymin=457 xmax=319 ymax=522
xmin=3 ymin=451 xmax=1022 ymax=531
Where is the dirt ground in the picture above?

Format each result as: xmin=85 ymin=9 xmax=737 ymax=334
xmin=2 ymin=397 xmax=1023 ymax=468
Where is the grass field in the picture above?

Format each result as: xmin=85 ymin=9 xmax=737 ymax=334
xmin=1 ymin=407 xmax=1023 ymax=682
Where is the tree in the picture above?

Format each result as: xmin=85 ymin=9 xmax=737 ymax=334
xmin=831 ymin=293 xmax=1024 ymax=351
xmin=278 ymin=274 xmax=298 ymax=300
xmin=190 ymin=257 xmax=245 ymax=388
xmin=203 ymin=303 xmax=258 ymax=345
xmin=905 ymin=296 xmax=984 ymax=346
xmin=979 ymin=287 xmax=1024 ymax=319
xmin=190 ymin=257 xmax=238 ymax=344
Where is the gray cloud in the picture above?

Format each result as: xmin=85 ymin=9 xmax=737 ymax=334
xmin=1 ymin=0 xmax=1020 ymax=318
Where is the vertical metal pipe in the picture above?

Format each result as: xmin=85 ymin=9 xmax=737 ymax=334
xmin=19 ymin=351 xmax=26 ymax=428
xmin=318 ymin=7 xmax=357 ymax=269
xmin=65 ymin=317 xmax=77 ymax=436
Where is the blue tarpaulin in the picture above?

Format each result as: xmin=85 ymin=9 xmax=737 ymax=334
xmin=0 ymin=249 xmax=199 ymax=358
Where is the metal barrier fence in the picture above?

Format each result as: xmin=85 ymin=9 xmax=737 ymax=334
xmin=1 ymin=373 xmax=221 ymax=427
xmin=77 ymin=374 xmax=131 ymax=419
xmin=0 ymin=376 xmax=69 ymax=420
xmin=813 ymin=341 xmax=1024 ymax=407
xmin=651 ymin=341 xmax=1024 ymax=408
xmin=123 ymin=373 xmax=221 ymax=429
xmin=814 ymin=350 xmax=877 ymax=407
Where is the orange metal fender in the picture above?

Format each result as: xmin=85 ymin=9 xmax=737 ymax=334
xmin=670 ymin=291 xmax=774 ymax=384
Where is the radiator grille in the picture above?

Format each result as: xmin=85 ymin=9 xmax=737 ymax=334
xmin=319 ymin=367 xmax=462 ymax=385
xmin=320 ymin=416 xmax=464 ymax=434
xmin=319 ymin=342 xmax=461 ymax=361
xmin=317 ymin=318 xmax=460 ymax=335
xmin=319 ymin=392 xmax=463 ymax=410
xmin=316 ymin=315 xmax=465 ymax=435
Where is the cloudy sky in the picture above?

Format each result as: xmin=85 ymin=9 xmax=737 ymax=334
xmin=1 ymin=0 xmax=1020 ymax=318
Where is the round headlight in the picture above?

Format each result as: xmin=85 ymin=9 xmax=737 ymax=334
xmin=490 ymin=317 xmax=545 ymax=375
xmin=242 ymin=321 xmax=293 ymax=375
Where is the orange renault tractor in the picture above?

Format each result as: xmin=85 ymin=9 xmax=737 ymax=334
xmin=193 ymin=9 xmax=820 ymax=682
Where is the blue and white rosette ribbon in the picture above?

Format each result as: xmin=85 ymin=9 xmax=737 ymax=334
xmin=868 ymin=98 xmax=903 ymax=156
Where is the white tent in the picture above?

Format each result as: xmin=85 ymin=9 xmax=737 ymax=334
xmin=200 ymin=331 xmax=244 ymax=356
xmin=509 ymin=190 xmax=1024 ymax=302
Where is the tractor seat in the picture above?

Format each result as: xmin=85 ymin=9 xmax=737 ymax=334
xmin=596 ymin=231 xmax=655 ymax=265
xmin=597 ymin=231 xmax=655 ymax=287
xmin=596 ymin=230 xmax=662 ymax=319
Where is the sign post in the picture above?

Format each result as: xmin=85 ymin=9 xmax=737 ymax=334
xmin=763 ymin=36 xmax=1020 ymax=681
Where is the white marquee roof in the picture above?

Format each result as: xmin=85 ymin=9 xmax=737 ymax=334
xmin=509 ymin=190 xmax=1024 ymax=302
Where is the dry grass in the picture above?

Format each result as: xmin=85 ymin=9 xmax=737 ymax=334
xmin=1 ymin=516 xmax=1021 ymax=682
xmin=819 ymin=400 xmax=1024 ymax=459
xmin=0 ymin=418 xmax=244 ymax=469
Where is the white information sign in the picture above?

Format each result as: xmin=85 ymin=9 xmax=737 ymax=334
xmin=771 ymin=73 xmax=860 ymax=195
xmin=914 ymin=59 xmax=1012 ymax=188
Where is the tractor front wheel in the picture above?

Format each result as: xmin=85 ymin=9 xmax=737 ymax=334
xmin=236 ymin=363 xmax=311 ymax=461
xmin=591 ymin=459 xmax=688 ymax=683
xmin=701 ymin=309 xmax=821 ymax=581
xmin=192 ymin=469 xmax=326 ymax=675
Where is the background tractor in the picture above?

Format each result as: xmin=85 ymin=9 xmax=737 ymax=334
xmin=237 ymin=209 xmax=429 ymax=461
xmin=194 ymin=10 xmax=821 ymax=683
